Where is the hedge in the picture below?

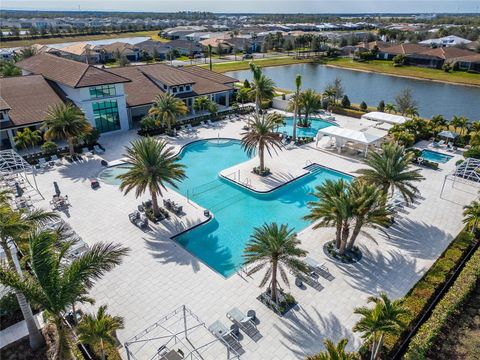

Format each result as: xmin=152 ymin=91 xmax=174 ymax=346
xmin=380 ymin=229 xmax=475 ymax=356
xmin=404 ymin=244 xmax=480 ymax=359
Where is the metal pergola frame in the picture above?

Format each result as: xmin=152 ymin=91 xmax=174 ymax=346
xmin=441 ymin=157 xmax=480 ymax=196
xmin=0 ymin=149 xmax=43 ymax=199
xmin=124 ymin=305 xmax=241 ymax=360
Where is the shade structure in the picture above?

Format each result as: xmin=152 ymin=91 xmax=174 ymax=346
xmin=316 ymin=126 xmax=384 ymax=157
xmin=361 ymin=112 xmax=410 ymax=125
xmin=438 ymin=130 xmax=458 ymax=139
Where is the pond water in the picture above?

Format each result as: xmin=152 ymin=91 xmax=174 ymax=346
xmin=226 ymin=63 xmax=480 ymax=121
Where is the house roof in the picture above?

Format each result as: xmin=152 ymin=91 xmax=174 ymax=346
xmin=418 ymin=47 xmax=476 ymax=60
xmin=16 ymin=53 xmax=130 ymax=88
xmin=0 ymin=97 xmax=11 ymax=111
xmin=454 ymin=53 xmax=480 ymax=64
xmin=199 ymin=38 xmax=230 ymax=48
xmin=58 ymin=42 xmax=96 ymax=56
xmin=357 ymin=40 xmax=393 ymax=51
xmin=166 ymin=39 xmax=201 ymax=49
xmin=381 ymin=43 xmax=428 ymax=55
xmin=108 ymin=64 xmax=237 ymax=107
xmin=0 ymin=75 xmax=65 ymax=127
xmin=100 ymin=42 xmax=136 ymax=53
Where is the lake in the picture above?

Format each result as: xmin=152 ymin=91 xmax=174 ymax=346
xmin=226 ymin=63 xmax=480 ymax=121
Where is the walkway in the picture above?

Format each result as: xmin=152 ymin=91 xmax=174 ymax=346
xmin=0 ymin=312 xmax=44 ymax=348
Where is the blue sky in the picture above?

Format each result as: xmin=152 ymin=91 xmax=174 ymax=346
xmin=1 ymin=1 xmax=479 ymax=14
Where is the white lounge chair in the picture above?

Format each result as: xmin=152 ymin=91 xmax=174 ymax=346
xmin=38 ymin=158 xmax=48 ymax=168
xmin=82 ymin=148 xmax=93 ymax=157
xmin=93 ymin=145 xmax=105 ymax=154
xmin=207 ymin=119 xmax=215 ymax=127
xmin=226 ymin=307 xmax=261 ymax=341
xmin=50 ymin=155 xmax=63 ymax=166
xmin=200 ymin=121 xmax=207 ymax=127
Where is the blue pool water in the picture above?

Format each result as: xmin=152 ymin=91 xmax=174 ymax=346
xmin=100 ymin=139 xmax=352 ymax=276
xmin=421 ymin=149 xmax=453 ymax=163
xmin=277 ymin=117 xmax=335 ymax=137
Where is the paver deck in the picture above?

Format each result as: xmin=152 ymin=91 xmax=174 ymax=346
xmin=18 ymin=115 xmax=478 ymax=359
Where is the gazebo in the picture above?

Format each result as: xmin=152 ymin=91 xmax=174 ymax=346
xmin=316 ymin=126 xmax=385 ymax=157
xmin=438 ymin=130 xmax=458 ymax=144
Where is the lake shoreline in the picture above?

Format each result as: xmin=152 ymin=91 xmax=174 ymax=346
xmin=324 ymin=63 xmax=480 ymax=88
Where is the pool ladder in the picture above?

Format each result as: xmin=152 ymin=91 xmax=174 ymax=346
xmin=242 ymin=178 xmax=252 ymax=187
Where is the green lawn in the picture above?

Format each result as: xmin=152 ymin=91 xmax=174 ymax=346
xmin=0 ymin=30 xmax=169 ymax=48
xmin=203 ymin=56 xmax=314 ymax=73
xmin=325 ymin=58 xmax=480 ymax=87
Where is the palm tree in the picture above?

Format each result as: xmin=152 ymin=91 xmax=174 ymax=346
xmin=42 ymin=103 xmax=92 ymax=156
xmin=77 ymin=305 xmax=124 ymax=360
xmin=322 ymin=88 xmax=335 ymax=105
xmin=470 ymin=121 xmax=480 ymax=135
xmin=193 ymin=96 xmax=210 ymax=112
xmin=248 ymin=63 xmax=276 ymax=116
xmin=346 ymin=181 xmax=391 ymax=251
xmin=208 ymin=44 xmax=213 ymax=71
xmin=244 ymin=223 xmax=308 ymax=303
xmin=384 ymin=103 xmax=396 ymax=114
xmin=241 ymin=113 xmax=283 ymax=174
xmin=14 ymin=128 xmax=42 ymax=150
xmin=463 ymin=200 xmax=480 ymax=233
xmin=353 ymin=293 xmax=407 ymax=360
xmin=148 ymin=93 xmax=188 ymax=132
xmin=429 ymin=115 xmax=447 ymax=137
xmin=236 ymin=88 xmax=251 ymax=105
xmin=292 ymin=74 xmax=302 ymax=142
xmin=0 ymin=204 xmax=58 ymax=350
xmin=405 ymin=107 xmax=419 ymax=119
xmin=356 ymin=142 xmax=424 ymax=204
xmin=304 ymin=179 xmax=351 ymax=252
xmin=306 ymin=338 xmax=359 ymax=360
xmin=0 ymin=230 xmax=129 ymax=359
xmin=300 ymin=89 xmax=322 ymax=125
xmin=118 ymin=138 xmax=186 ymax=218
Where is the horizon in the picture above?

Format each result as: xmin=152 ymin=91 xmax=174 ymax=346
xmin=1 ymin=1 xmax=480 ymax=15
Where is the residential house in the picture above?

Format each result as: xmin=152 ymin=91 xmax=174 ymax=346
xmin=166 ymin=39 xmax=202 ymax=56
xmin=200 ymin=38 xmax=232 ymax=54
xmin=54 ymin=42 xmax=102 ymax=64
xmin=376 ymin=43 xmax=429 ymax=60
xmin=135 ymin=40 xmax=171 ymax=60
xmin=99 ymin=42 xmax=141 ymax=62
xmin=420 ymin=35 xmax=472 ymax=48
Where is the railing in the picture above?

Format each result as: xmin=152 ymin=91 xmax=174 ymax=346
xmin=305 ymin=159 xmax=312 ymax=165
xmin=242 ymin=178 xmax=252 ymax=187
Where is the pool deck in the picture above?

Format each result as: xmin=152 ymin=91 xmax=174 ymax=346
xmin=18 ymin=113 xmax=478 ymax=360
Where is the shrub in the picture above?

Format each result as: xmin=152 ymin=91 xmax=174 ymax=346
xmin=140 ymin=116 xmax=158 ymax=131
xmin=341 ymin=95 xmax=351 ymax=108
xmin=243 ymin=79 xmax=250 ymax=88
xmin=79 ymin=128 xmax=101 ymax=146
xmin=404 ymin=245 xmax=480 ymax=359
xmin=41 ymin=141 xmax=58 ymax=155
xmin=359 ymin=101 xmax=368 ymax=112
xmin=377 ymin=100 xmax=385 ymax=112
xmin=393 ymin=54 xmax=406 ymax=66
xmin=464 ymin=146 xmax=480 ymax=159
xmin=381 ymin=229 xmax=475 ymax=356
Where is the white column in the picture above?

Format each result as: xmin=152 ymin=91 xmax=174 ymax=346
xmin=225 ymin=92 xmax=229 ymax=107
xmin=7 ymin=129 xmax=16 ymax=149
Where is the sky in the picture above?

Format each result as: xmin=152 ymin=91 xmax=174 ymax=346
xmin=1 ymin=1 xmax=479 ymax=14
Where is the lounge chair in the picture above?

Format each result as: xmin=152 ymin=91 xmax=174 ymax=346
xmin=82 ymin=148 xmax=94 ymax=157
xmin=295 ymin=272 xmax=324 ymax=291
xmin=207 ymin=119 xmax=215 ymax=127
xmin=38 ymin=157 xmax=48 ymax=168
xmin=200 ymin=121 xmax=207 ymax=127
xmin=93 ymin=145 xmax=105 ymax=154
xmin=226 ymin=307 xmax=261 ymax=341
xmin=208 ymin=320 xmax=243 ymax=353
xmin=186 ymin=124 xmax=194 ymax=132
xmin=128 ymin=211 xmax=148 ymax=229
xmin=304 ymin=257 xmax=334 ymax=281
xmin=50 ymin=155 xmax=63 ymax=166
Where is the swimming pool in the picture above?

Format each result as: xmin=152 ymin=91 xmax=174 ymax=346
xmin=100 ymin=139 xmax=352 ymax=277
xmin=421 ymin=149 xmax=453 ymax=163
xmin=276 ymin=117 xmax=335 ymax=137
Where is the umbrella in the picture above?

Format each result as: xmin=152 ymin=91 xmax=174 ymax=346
xmin=53 ymin=181 xmax=61 ymax=196
xmin=15 ymin=182 xmax=23 ymax=198
xmin=438 ymin=130 xmax=458 ymax=139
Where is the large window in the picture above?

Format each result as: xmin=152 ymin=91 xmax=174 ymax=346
xmin=92 ymin=100 xmax=120 ymax=133
xmin=89 ymin=84 xmax=117 ymax=99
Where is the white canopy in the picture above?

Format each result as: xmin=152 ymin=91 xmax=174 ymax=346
xmin=361 ymin=112 xmax=410 ymax=125
xmin=317 ymin=126 xmax=384 ymax=144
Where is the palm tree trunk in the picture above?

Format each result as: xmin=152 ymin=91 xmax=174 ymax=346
xmin=67 ymin=138 xmax=75 ymax=156
xmin=372 ymin=333 xmax=384 ymax=360
xmin=259 ymin=144 xmax=265 ymax=173
xmin=8 ymin=243 xmax=45 ymax=350
xmin=338 ymin=222 xmax=349 ymax=255
xmin=271 ymin=259 xmax=278 ymax=303
xmin=100 ymin=339 xmax=106 ymax=360
xmin=255 ymin=93 xmax=260 ymax=116
xmin=335 ymin=222 xmax=342 ymax=249
xmin=347 ymin=220 xmax=363 ymax=251
xmin=293 ymin=104 xmax=298 ymax=142
xmin=151 ymin=191 xmax=160 ymax=217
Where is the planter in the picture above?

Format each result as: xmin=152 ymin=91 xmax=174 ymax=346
xmin=252 ymin=167 xmax=271 ymax=177
xmin=257 ymin=289 xmax=297 ymax=316
xmin=323 ymin=240 xmax=362 ymax=264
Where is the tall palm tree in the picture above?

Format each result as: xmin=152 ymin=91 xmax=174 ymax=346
xmin=346 ymin=181 xmax=391 ymax=251
xmin=470 ymin=121 xmax=480 ymax=135
xmin=429 ymin=115 xmax=447 ymax=137
xmin=353 ymin=293 xmax=407 ymax=360
xmin=304 ymin=179 xmax=351 ymax=252
xmin=77 ymin=305 xmax=124 ymax=360
xmin=384 ymin=103 xmax=396 ymax=114
xmin=241 ymin=113 xmax=283 ymax=174
xmin=248 ymin=63 xmax=276 ymax=116
xmin=300 ymin=89 xmax=322 ymax=125
xmin=292 ymin=74 xmax=302 ymax=142
xmin=236 ymin=87 xmax=251 ymax=105
xmin=405 ymin=107 xmax=419 ymax=119
xmin=0 ymin=230 xmax=129 ymax=360
xmin=306 ymin=338 xmax=359 ymax=360
xmin=0 ymin=204 xmax=58 ymax=350
xmin=118 ymin=138 xmax=186 ymax=217
xmin=322 ymin=88 xmax=335 ymax=105
xmin=356 ymin=142 xmax=424 ymax=204
xmin=193 ymin=96 xmax=210 ymax=112
xmin=14 ymin=128 xmax=42 ymax=150
xmin=42 ymin=103 xmax=92 ymax=156
xmin=244 ymin=223 xmax=308 ymax=303
xmin=208 ymin=44 xmax=213 ymax=71
xmin=148 ymin=93 xmax=188 ymax=132
xmin=463 ymin=200 xmax=480 ymax=233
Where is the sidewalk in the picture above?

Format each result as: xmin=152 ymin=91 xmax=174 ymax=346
xmin=0 ymin=312 xmax=44 ymax=349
